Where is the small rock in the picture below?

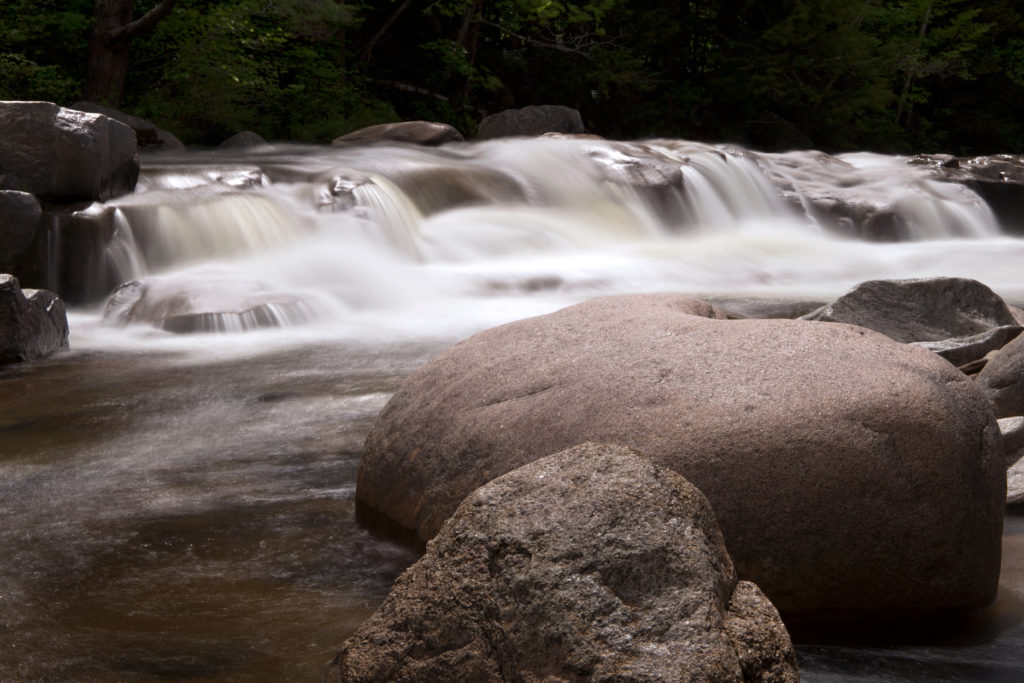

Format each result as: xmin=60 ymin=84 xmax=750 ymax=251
xmin=332 ymin=121 xmax=463 ymax=147
xmin=0 ymin=274 xmax=68 ymax=364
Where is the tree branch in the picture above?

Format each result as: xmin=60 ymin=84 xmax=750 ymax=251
xmin=109 ymin=0 xmax=178 ymax=42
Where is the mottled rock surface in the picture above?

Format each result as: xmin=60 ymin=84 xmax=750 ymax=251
xmin=0 ymin=274 xmax=68 ymax=364
xmin=359 ymin=293 xmax=1005 ymax=619
xmin=339 ymin=443 xmax=798 ymax=682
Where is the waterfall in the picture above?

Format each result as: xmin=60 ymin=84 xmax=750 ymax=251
xmin=64 ymin=137 xmax=1019 ymax=344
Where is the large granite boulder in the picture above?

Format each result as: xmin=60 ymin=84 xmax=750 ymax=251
xmin=0 ymin=274 xmax=69 ymax=364
xmin=332 ymin=121 xmax=464 ymax=147
xmin=359 ymin=293 xmax=1005 ymax=619
xmin=801 ymin=277 xmax=1022 ymax=367
xmin=339 ymin=443 xmax=799 ymax=681
xmin=71 ymin=101 xmax=185 ymax=151
xmin=976 ymin=333 xmax=1024 ymax=418
xmin=0 ymin=101 xmax=139 ymax=201
xmin=477 ymin=105 xmax=585 ymax=139
xmin=0 ymin=190 xmax=41 ymax=273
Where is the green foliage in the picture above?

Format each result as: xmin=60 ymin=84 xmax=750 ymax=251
xmin=0 ymin=0 xmax=1022 ymax=152
xmin=0 ymin=0 xmax=91 ymax=102
xmin=128 ymin=0 xmax=394 ymax=143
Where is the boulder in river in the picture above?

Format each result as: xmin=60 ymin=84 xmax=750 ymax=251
xmin=102 ymin=278 xmax=316 ymax=333
xmin=218 ymin=130 xmax=269 ymax=149
xmin=0 ymin=274 xmax=68 ymax=364
xmin=476 ymin=105 xmax=585 ymax=139
xmin=801 ymin=277 xmax=1022 ymax=367
xmin=338 ymin=443 xmax=799 ymax=681
xmin=0 ymin=101 xmax=139 ymax=201
xmin=359 ymin=293 xmax=1005 ymax=620
xmin=332 ymin=121 xmax=464 ymax=147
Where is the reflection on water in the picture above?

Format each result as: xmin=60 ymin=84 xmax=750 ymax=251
xmin=0 ymin=342 xmax=432 ymax=681
xmin=797 ymin=514 xmax=1024 ymax=682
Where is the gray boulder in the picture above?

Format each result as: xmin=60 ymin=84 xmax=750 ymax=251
xmin=0 ymin=274 xmax=68 ymax=364
xmin=976 ymin=333 xmax=1024 ymax=417
xmin=802 ymin=277 xmax=1021 ymax=367
xmin=71 ymin=101 xmax=185 ymax=151
xmin=339 ymin=443 xmax=799 ymax=682
xmin=477 ymin=105 xmax=585 ymax=139
xmin=0 ymin=101 xmax=139 ymax=201
xmin=0 ymin=191 xmax=41 ymax=273
xmin=332 ymin=121 xmax=464 ymax=147
xmin=218 ymin=130 xmax=268 ymax=149
xmin=359 ymin=293 xmax=1005 ymax=619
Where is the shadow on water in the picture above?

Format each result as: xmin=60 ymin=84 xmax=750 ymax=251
xmin=795 ymin=511 xmax=1024 ymax=682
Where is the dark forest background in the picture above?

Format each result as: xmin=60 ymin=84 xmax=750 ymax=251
xmin=2 ymin=0 xmax=1022 ymax=153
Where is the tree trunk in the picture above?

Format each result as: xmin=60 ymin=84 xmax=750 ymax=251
xmin=84 ymin=0 xmax=178 ymax=107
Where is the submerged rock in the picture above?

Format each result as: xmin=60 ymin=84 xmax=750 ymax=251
xmin=0 ymin=101 xmax=139 ymax=201
xmin=102 ymin=279 xmax=315 ymax=333
xmin=359 ymin=293 xmax=1005 ymax=620
xmin=339 ymin=443 xmax=799 ymax=682
xmin=332 ymin=121 xmax=464 ymax=147
xmin=0 ymin=274 xmax=68 ymax=364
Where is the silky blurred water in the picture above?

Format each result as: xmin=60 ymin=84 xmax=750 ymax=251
xmin=3 ymin=137 xmax=1024 ymax=680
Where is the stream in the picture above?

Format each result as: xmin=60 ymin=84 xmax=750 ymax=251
xmin=2 ymin=136 xmax=1024 ymax=680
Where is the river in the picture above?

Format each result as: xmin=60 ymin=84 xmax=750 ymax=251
xmin=1 ymin=137 xmax=1023 ymax=680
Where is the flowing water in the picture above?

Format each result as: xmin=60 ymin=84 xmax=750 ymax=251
xmin=2 ymin=137 xmax=1024 ymax=680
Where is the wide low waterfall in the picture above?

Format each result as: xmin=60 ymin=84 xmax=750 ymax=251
xmin=64 ymin=136 xmax=1019 ymax=349
xmin=4 ymin=137 xmax=1024 ymax=681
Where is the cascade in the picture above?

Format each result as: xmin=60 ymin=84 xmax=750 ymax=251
xmin=57 ymin=137 xmax=1020 ymax=342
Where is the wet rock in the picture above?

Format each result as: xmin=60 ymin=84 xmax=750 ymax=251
xmin=913 ymin=154 xmax=1024 ymax=230
xmin=0 ymin=101 xmax=139 ymax=201
xmin=359 ymin=293 xmax=1005 ymax=619
xmin=102 ymin=278 xmax=315 ymax=333
xmin=0 ymin=191 xmax=41 ymax=273
xmin=339 ymin=443 xmax=799 ymax=682
xmin=976 ymin=333 xmax=1024 ymax=418
xmin=477 ymin=105 xmax=585 ymax=139
xmin=217 ymin=131 xmax=268 ymax=149
xmin=72 ymin=101 xmax=185 ymax=151
xmin=332 ymin=121 xmax=464 ymax=147
xmin=802 ymin=278 xmax=1020 ymax=367
xmin=0 ymin=274 xmax=68 ymax=364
